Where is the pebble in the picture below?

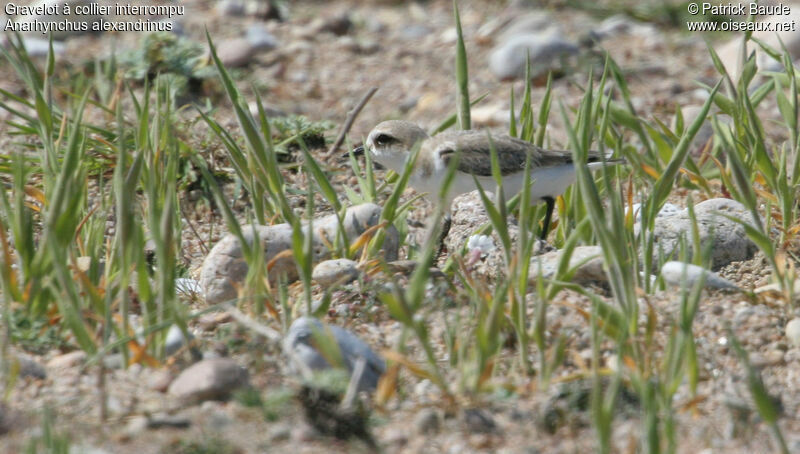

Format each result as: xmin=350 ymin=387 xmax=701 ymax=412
xmin=9 ymin=354 xmax=47 ymax=380
xmin=283 ymin=317 xmax=385 ymax=392
xmin=400 ymin=24 xmax=433 ymax=40
xmin=660 ymin=261 xmax=740 ymax=290
xmin=312 ymin=258 xmax=359 ymax=288
xmin=786 ymin=318 xmax=800 ymax=347
xmin=415 ymin=408 xmax=441 ymax=435
xmin=167 ymin=358 xmax=250 ymax=403
xmin=247 ymin=25 xmax=279 ymax=51
xmin=489 ymin=32 xmax=579 ymax=80
xmin=269 ymin=423 xmax=292 ymax=442
xmin=528 ymin=246 xmax=606 ymax=285
xmin=47 ymin=350 xmax=87 ymax=370
xmin=462 ymin=408 xmax=497 ymax=434
xmin=123 ymin=416 xmax=149 ymax=437
xmin=496 ymin=11 xmax=557 ymax=43
xmin=165 ymin=324 xmax=194 ymax=357
xmin=216 ymin=0 xmax=246 ymax=17
xmin=146 ymin=369 xmax=174 ymax=392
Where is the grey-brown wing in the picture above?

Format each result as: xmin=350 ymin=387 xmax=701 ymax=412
xmin=431 ymin=131 xmax=574 ymax=176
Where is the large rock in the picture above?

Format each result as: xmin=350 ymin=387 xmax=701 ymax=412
xmin=167 ymin=358 xmax=249 ymax=403
xmin=649 ymin=198 xmax=758 ymax=270
xmin=444 ymin=191 xmax=553 ymax=278
xmin=200 ymin=203 xmax=399 ymax=304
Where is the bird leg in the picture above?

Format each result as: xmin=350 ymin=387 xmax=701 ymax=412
xmin=540 ymin=196 xmax=555 ymax=240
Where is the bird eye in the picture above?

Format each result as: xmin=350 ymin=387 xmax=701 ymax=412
xmin=374 ymin=134 xmax=393 ymax=146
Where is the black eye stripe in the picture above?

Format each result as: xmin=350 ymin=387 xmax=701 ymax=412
xmin=375 ymin=134 xmax=395 ymax=145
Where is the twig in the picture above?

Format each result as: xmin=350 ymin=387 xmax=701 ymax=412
xmin=325 ymin=87 xmax=378 ymax=157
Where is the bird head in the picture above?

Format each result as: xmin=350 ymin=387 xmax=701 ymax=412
xmin=361 ymin=120 xmax=429 ymax=174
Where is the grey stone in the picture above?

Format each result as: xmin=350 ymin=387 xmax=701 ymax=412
xmin=165 ymin=324 xmax=194 ymax=357
xmin=400 ymin=24 xmax=433 ymax=40
xmin=660 ymin=261 xmax=739 ymax=290
xmin=200 ymin=203 xmax=399 ymax=304
xmin=269 ymin=423 xmax=292 ymax=442
xmin=167 ymin=358 xmax=249 ymax=403
xmin=462 ymin=408 xmax=497 ymax=434
xmin=6 ymin=354 xmax=46 ymax=380
xmin=786 ymin=318 xmax=800 ymax=347
xmin=283 ymin=317 xmax=385 ymax=392
xmin=444 ymin=191 xmax=554 ymax=279
xmin=528 ymin=246 xmax=607 ymax=285
xmin=216 ymin=0 xmax=246 ymax=17
xmin=312 ymin=259 xmax=359 ymax=288
xmin=247 ymin=25 xmax=279 ymax=51
xmin=650 ymin=198 xmax=759 ymax=270
xmin=47 ymin=350 xmax=87 ymax=370
xmin=496 ymin=11 xmax=558 ymax=43
xmin=146 ymin=369 xmax=174 ymax=392
xmin=415 ymin=408 xmax=441 ymax=435
xmin=489 ymin=32 xmax=579 ymax=80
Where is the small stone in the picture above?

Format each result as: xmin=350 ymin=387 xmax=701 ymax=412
xmin=489 ymin=32 xmax=579 ymax=80
xmin=197 ymin=312 xmax=233 ymax=331
xmin=312 ymin=259 xmax=359 ymax=288
xmin=167 ymin=358 xmax=249 ymax=403
xmin=284 ymin=317 xmax=385 ymax=392
xmin=247 ymin=25 xmax=279 ymax=51
xmin=269 ymin=423 xmax=291 ymax=442
xmin=310 ymin=14 xmax=353 ymax=36
xmin=660 ymin=261 xmax=739 ymax=290
xmin=102 ymin=353 xmax=125 ymax=370
xmin=9 ymin=355 xmax=46 ymax=380
xmin=786 ymin=319 xmax=800 ymax=347
xmin=147 ymin=369 xmax=174 ymax=393
xmin=400 ymin=24 xmax=433 ymax=40
xmin=529 ymin=246 xmax=606 ymax=285
xmin=216 ymin=0 xmax=246 ymax=17
xmin=124 ymin=416 xmax=149 ymax=437
xmin=462 ymin=408 xmax=497 ymax=434
xmin=415 ymin=408 xmax=440 ymax=435
xmin=382 ymin=428 xmax=408 ymax=447
xmin=47 ymin=351 xmax=87 ymax=370
xmin=165 ymin=325 xmax=194 ymax=357
xmin=216 ymin=38 xmax=259 ymax=68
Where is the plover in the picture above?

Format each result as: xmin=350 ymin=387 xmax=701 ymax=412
xmin=353 ymin=120 xmax=624 ymax=246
